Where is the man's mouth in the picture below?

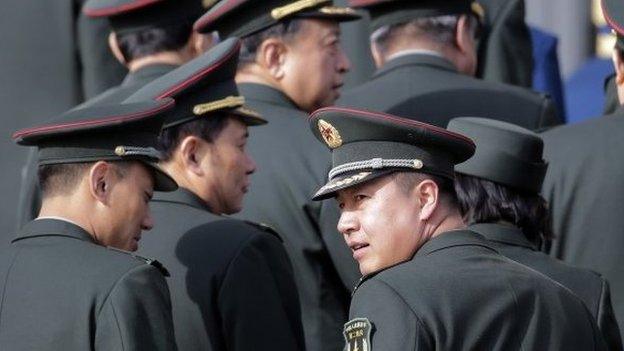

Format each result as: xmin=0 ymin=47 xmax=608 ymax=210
xmin=349 ymin=242 xmax=370 ymax=259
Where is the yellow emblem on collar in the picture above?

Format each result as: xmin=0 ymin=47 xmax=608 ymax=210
xmin=193 ymin=96 xmax=246 ymax=115
xmin=318 ymin=119 xmax=342 ymax=149
xmin=271 ymin=0 xmax=331 ymax=20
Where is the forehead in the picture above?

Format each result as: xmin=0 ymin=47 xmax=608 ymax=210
xmin=124 ymin=162 xmax=154 ymax=188
xmin=298 ymin=18 xmax=341 ymax=37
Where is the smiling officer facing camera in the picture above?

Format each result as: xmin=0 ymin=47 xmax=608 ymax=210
xmin=308 ymin=107 xmax=607 ymax=351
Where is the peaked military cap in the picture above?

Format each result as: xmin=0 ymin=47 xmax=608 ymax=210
xmin=602 ymin=0 xmax=624 ymax=50
xmin=349 ymin=0 xmax=484 ymax=31
xmin=83 ymin=0 xmax=210 ymax=34
xmin=448 ymin=117 xmax=548 ymax=193
xmin=194 ymin=0 xmax=360 ymax=38
xmin=125 ymin=37 xmax=266 ymax=128
xmin=309 ymin=107 xmax=475 ymax=200
xmin=12 ymin=99 xmax=178 ymax=192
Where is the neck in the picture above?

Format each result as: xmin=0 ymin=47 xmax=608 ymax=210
xmin=38 ymin=196 xmax=95 ymax=236
xmin=235 ymin=66 xmax=282 ymax=91
xmin=427 ymin=206 xmax=466 ymax=240
xmin=383 ymin=44 xmax=460 ymax=71
xmin=127 ymin=51 xmax=190 ymax=72
xmin=161 ymin=161 xmax=219 ymax=214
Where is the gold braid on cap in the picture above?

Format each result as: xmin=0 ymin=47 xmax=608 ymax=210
xmin=271 ymin=0 xmax=331 ymax=20
xmin=318 ymin=6 xmax=358 ymax=16
xmin=193 ymin=96 xmax=246 ymax=115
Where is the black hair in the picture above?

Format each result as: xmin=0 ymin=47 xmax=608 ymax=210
xmin=158 ymin=113 xmax=231 ymax=161
xmin=116 ymin=22 xmax=194 ymax=62
xmin=454 ymin=173 xmax=553 ymax=245
xmin=38 ymin=161 xmax=131 ymax=197
xmin=393 ymin=171 xmax=459 ymax=208
xmin=238 ymin=19 xmax=305 ymax=67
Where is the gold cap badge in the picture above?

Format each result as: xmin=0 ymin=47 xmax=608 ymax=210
xmin=114 ymin=146 xmax=126 ymax=156
xmin=318 ymin=119 xmax=342 ymax=149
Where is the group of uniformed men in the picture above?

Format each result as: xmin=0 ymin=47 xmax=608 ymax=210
xmin=1 ymin=0 xmax=624 ymax=350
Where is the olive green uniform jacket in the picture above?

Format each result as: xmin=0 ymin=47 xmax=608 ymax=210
xmin=0 ymin=218 xmax=176 ymax=351
xmin=16 ymin=64 xmax=178 ymax=230
xmin=235 ymin=83 xmax=360 ymax=351
xmin=469 ymin=223 xmax=622 ymax=351
xmin=137 ymin=188 xmax=305 ymax=351
xmin=348 ymin=230 xmax=607 ymax=350
xmin=337 ymin=54 xmax=560 ymax=130
xmin=542 ymin=109 xmax=624 ymax=340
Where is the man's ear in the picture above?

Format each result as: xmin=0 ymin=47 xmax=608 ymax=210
xmin=258 ymin=38 xmax=288 ymax=80
xmin=108 ymin=32 xmax=127 ymax=65
xmin=89 ymin=161 xmax=115 ymax=205
xmin=178 ymin=135 xmax=208 ymax=177
xmin=414 ymin=179 xmax=440 ymax=222
xmin=454 ymin=14 xmax=473 ymax=55
xmin=371 ymin=41 xmax=386 ymax=68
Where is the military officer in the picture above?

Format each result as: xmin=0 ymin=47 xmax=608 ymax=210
xmin=308 ymin=107 xmax=607 ymax=350
xmin=125 ymin=38 xmax=305 ymax=351
xmin=194 ymin=2 xmax=362 ymax=350
xmin=449 ymin=117 xmax=622 ymax=351
xmin=0 ymin=99 xmax=179 ymax=350
xmin=16 ymin=0 xmax=212 ymax=230
xmin=338 ymin=0 xmax=561 ymax=130
xmin=542 ymin=0 xmax=624 ymax=340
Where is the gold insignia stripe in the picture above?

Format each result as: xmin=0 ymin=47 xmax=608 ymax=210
xmin=202 ymin=0 xmax=218 ymax=9
xmin=193 ymin=96 xmax=245 ymax=115
xmin=320 ymin=172 xmax=371 ymax=192
xmin=471 ymin=1 xmax=485 ymax=22
xmin=235 ymin=106 xmax=263 ymax=119
xmin=318 ymin=6 xmax=357 ymax=16
xmin=271 ymin=0 xmax=331 ymax=20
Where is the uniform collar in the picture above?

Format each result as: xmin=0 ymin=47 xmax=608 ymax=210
xmin=375 ymin=53 xmax=457 ymax=79
xmin=468 ymin=223 xmax=536 ymax=250
xmin=152 ymin=187 xmax=212 ymax=213
xmin=122 ymin=63 xmax=179 ymax=87
xmin=353 ymin=229 xmax=496 ymax=293
xmin=14 ymin=218 xmax=95 ymax=244
xmin=414 ymin=229 xmax=497 ymax=257
xmin=238 ymin=82 xmax=300 ymax=110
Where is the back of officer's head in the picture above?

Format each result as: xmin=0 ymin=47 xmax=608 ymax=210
xmin=113 ymin=22 xmax=196 ymax=63
xmin=370 ymin=14 xmax=479 ymax=75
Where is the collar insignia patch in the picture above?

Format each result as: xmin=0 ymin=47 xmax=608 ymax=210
xmin=343 ymin=318 xmax=373 ymax=351
xmin=318 ymin=119 xmax=343 ymax=148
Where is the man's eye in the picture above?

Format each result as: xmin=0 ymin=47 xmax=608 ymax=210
xmin=354 ymin=194 xmax=367 ymax=202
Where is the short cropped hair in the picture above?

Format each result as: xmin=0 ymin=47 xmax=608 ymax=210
xmin=158 ymin=113 xmax=231 ymax=161
xmin=454 ymin=173 xmax=553 ymax=245
xmin=238 ymin=19 xmax=305 ymax=68
xmin=392 ymin=171 xmax=459 ymax=208
xmin=39 ymin=162 xmax=131 ymax=197
xmin=371 ymin=14 xmax=478 ymax=57
xmin=116 ymin=22 xmax=194 ymax=62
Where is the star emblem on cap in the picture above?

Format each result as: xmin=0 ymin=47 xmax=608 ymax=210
xmin=318 ymin=119 xmax=342 ymax=148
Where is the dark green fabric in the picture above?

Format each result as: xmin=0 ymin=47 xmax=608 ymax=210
xmin=603 ymin=74 xmax=619 ymax=115
xmin=84 ymin=0 xmax=206 ymax=34
xmin=234 ymin=82 xmax=358 ymax=351
xmin=350 ymin=0 xmax=472 ymax=30
xmin=348 ymin=230 xmax=608 ymax=350
xmin=136 ymin=188 xmax=305 ymax=351
xmin=469 ymin=223 xmax=623 ymax=351
xmin=476 ymin=0 xmax=533 ymax=87
xmin=16 ymin=64 xmax=178 ymax=230
xmin=125 ymin=38 xmax=265 ymax=127
xmin=448 ymin=117 xmax=547 ymax=193
xmin=542 ymin=110 xmax=624 ymax=341
xmin=0 ymin=219 xmax=177 ymax=350
xmin=337 ymin=54 xmax=562 ymax=130
xmin=194 ymin=0 xmax=359 ymax=37
xmin=308 ymin=107 xmax=475 ymax=199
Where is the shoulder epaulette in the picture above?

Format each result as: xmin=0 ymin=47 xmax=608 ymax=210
xmin=107 ymin=246 xmax=170 ymax=277
xmin=243 ymin=220 xmax=283 ymax=242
